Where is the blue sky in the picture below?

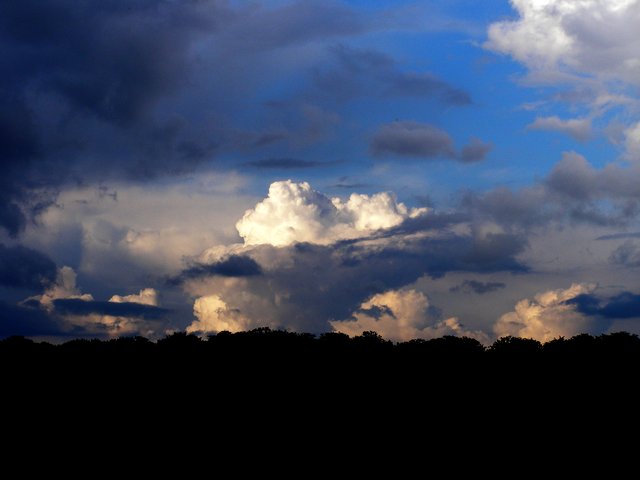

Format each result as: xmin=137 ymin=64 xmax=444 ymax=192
xmin=1 ymin=0 xmax=640 ymax=342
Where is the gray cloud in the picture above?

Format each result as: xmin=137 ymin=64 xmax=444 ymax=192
xmin=459 ymin=138 xmax=493 ymax=163
xmin=52 ymin=298 xmax=169 ymax=319
xmin=371 ymin=121 xmax=456 ymax=159
xmin=570 ymin=292 xmax=640 ymax=320
xmin=172 ymin=255 xmax=263 ymax=285
xmin=245 ymin=158 xmax=333 ymax=169
xmin=314 ymin=44 xmax=470 ymax=104
xmin=450 ymin=280 xmax=506 ymax=295
xmin=527 ymin=116 xmax=592 ymax=142
xmin=609 ymin=241 xmax=640 ymax=267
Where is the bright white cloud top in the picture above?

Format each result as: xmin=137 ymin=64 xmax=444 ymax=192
xmin=236 ymin=180 xmax=427 ymax=246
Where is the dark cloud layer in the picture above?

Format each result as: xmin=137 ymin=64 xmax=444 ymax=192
xmin=0 ymin=1 xmax=374 ymax=236
xmin=571 ymin=292 xmax=640 ymax=320
xmin=245 ymin=158 xmax=331 ymax=169
xmin=371 ymin=121 xmax=456 ymax=159
xmin=314 ymin=44 xmax=471 ymax=104
xmin=0 ymin=244 xmax=57 ymax=290
xmin=173 ymin=255 xmax=263 ymax=284
xmin=0 ymin=0 xmax=221 ymax=234
xmin=53 ymin=299 xmax=168 ymax=320
xmin=204 ymin=230 xmax=528 ymax=333
xmin=450 ymin=280 xmax=506 ymax=294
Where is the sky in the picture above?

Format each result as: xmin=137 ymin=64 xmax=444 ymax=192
xmin=2 ymin=0 xmax=640 ymax=342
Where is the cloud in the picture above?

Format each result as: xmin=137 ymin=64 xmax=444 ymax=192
xmin=485 ymin=0 xmax=640 ymax=156
xmin=314 ymin=44 xmax=471 ymax=104
xmin=173 ymin=255 xmax=262 ymax=284
xmin=609 ymin=241 xmax=640 ymax=267
xmin=459 ymin=138 xmax=493 ymax=163
xmin=330 ymin=289 xmax=489 ymax=342
xmin=371 ymin=121 xmax=456 ymax=159
xmin=245 ymin=158 xmax=331 ymax=169
xmin=527 ymin=116 xmax=592 ymax=141
xmin=466 ymin=151 xmax=640 ymax=230
xmin=546 ymin=151 xmax=640 ymax=206
xmin=485 ymin=0 xmax=640 ymax=87
xmin=450 ymin=280 xmax=506 ymax=295
xmin=52 ymin=298 xmax=167 ymax=320
xmin=28 ymin=267 xmax=165 ymax=336
xmin=625 ymin=122 xmax=640 ymax=160
xmin=493 ymin=283 xmax=605 ymax=342
xmin=187 ymin=295 xmax=252 ymax=334
xmin=175 ymin=176 xmax=531 ymax=339
xmin=570 ymin=291 xmax=640 ymax=320
xmin=235 ymin=180 xmax=427 ymax=246
xmin=0 ymin=244 xmax=57 ymax=291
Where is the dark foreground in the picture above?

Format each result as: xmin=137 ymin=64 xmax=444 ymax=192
xmin=4 ymin=329 xmax=640 ymax=395
xmin=2 ymin=329 xmax=638 ymax=462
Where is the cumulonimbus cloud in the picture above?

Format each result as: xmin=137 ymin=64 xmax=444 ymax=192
xmin=235 ymin=180 xmax=427 ymax=246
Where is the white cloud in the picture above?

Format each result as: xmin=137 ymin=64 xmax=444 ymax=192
xmin=236 ymin=180 xmax=427 ymax=246
xmin=527 ymin=116 xmax=592 ymax=141
xmin=109 ymin=288 xmax=158 ymax=306
xmin=493 ymin=283 xmax=599 ymax=342
xmin=187 ymin=294 xmax=253 ymax=334
xmin=486 ymin=0 xmax=640 ymax=86
xmin=330 ymin=289 xmax=489 ymax=343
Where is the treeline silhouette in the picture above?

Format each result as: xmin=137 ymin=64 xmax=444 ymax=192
xmin=4 ymin=327 xmax=640 ymax=359
xmin=3 ymin=329 xmax=638 ymax=444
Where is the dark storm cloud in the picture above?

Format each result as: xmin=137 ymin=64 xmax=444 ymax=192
xmin=0 ymin=1 xmax=373 ymax=236
xmin=245 ymin=158 xmax=331 ymax=169
xmin=0 ymin=0 xmax=224 ymax=234
xmin=459 ymin=138 xmax=493 ymax=163
xmin=172 ymin=255 xmax=263 ymax=285
xmin=53 ymin=299 xmax=168 ymax=319
xmin=570 ymin=292 xmax=640 ymax=320
xmin=218 ymin=230 xmax=528 ymax=333
xmin=0 ymin=302 xmax=60 ymax=338
xmin=450 ymin=280 xmax=506 ymax=294
xmin=0 ymin=244 xmax=57 ymax=290
xmin=371 ymin=121 xmax=456 ymax=159
xmin=314 ymin=44 xmax=471 ymax=104
xmin=218 ymin=2 xmax=364 ymax=54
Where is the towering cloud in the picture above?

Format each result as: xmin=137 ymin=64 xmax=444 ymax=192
xmin=493 ymin=283 xmax=602 ymax=342
xmin=236 ymin=180 xmax=427 ymax=246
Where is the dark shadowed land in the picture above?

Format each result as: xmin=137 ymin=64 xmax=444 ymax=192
xmin=4 ymin=329 xmax=640 ymax=395
xmin=3 ymin=329 xmax=638 ymax=454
